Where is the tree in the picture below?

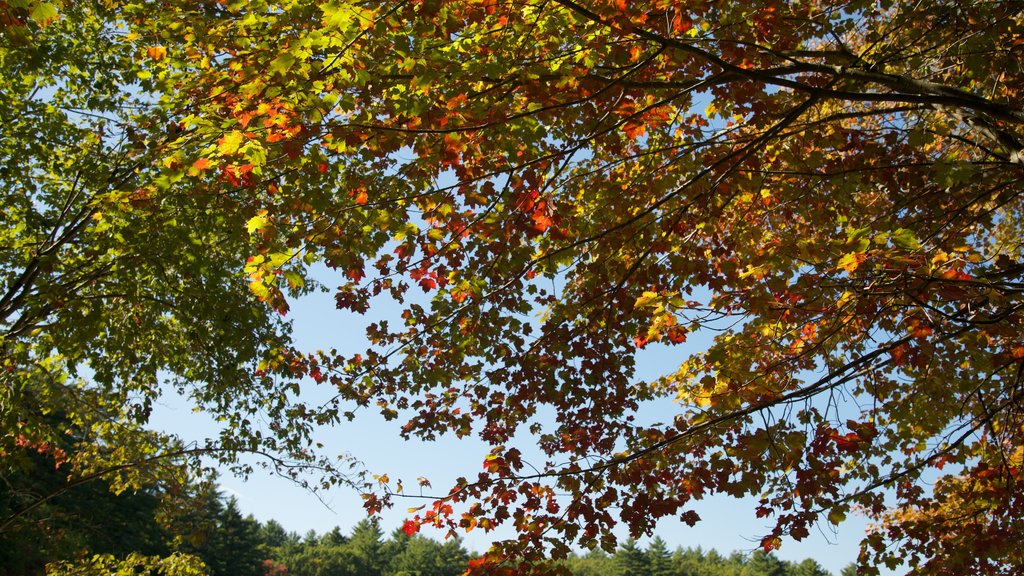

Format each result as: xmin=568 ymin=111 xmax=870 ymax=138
xmin=790 ymin=559 xmax=830 ymax=576
xmin=279 ymin=543 xmax=361 ymax=576
xmin=1 ymin=1 xmax=362 ymax=570
xmin=646 ymin=538 xmax=672 ymax=576
xmin=322 ymin=526 xmax=350 ymax=547
xmin=385 ymin=534 xmax=470 ymax=576
xmin=210 ymin=498 xmax=265 ymax=576
xmin=5 ymin=1 xmax=1024 ymax=575
xmin=672 ymin=547 xmax=711 ymax=576
xmin=259 ymin=519 xmax=301 ymax=554
xmin=161 ymin=1 xmax=1018 ymax=573
xmin=348 ymin=518 xmax=386 ymax=576
xmin=566 ymin=548 xmax=615 ymax=576
xmin=0 ymin=423 xmax=169 ymax=575
xmin=741 ymin=551 xmax=786 ymax=576
xmin=613 ymin=539 xmax=650 ymax=576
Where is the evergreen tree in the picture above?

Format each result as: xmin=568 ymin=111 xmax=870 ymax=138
xmin=322 ymin=526 xmax=349 ymax=546
xmin=567 ymin=548 xmax=615 ymax=576
xmin=647 ymin=538 xmax=672 ymax=576
xmin=671 ymin=547 xmax=708 ymax=576
xmin=285 ymin=544 xmax=360 ymax=576
xmin=791 ymin=559 xmax=830 ymax=576
xmin=388 ymin=536 xmax=445 ymax=576
xmin=259 ymin=519 xmax=299 ymax=553
xmin=349 ymin=519 xmax=386 ymax=576
xmin=209 ymin=498 xmax=263 ymax=576
xmin=173 ymin=491 xmax=262 ymax=576
xmin=0 ymin=446 xmax=169 ymax=576
xmin=743 ymin=551 xmax=788 ymax=576
xmin=613 ymin=539 xmax=651 ymax=576
xmin=381 ymin=526 xmax=412 ymax=567
xmin=436 ymin=537 xmax=471 ymax=576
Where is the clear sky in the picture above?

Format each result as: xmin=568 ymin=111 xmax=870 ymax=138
xmin=150 ymin=267 xmax=900 ymax=576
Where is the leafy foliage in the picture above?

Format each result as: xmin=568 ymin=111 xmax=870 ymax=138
xmin=148 ymin=0 xmax=1020 ymax=572
xmin=0 ymin=428 xmax=169 ymax=575
xmin=0 ymin=0 xmax=365 ymax=561
xmin=4 ymin=0 xmax=1024 ymax=574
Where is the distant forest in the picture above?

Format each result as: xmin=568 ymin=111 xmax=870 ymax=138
xmin=2 ymin=451 xmax=850 ymax=576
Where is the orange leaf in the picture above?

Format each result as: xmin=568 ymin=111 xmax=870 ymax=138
xmin=623 ymin=120 xmax=646 ymax=139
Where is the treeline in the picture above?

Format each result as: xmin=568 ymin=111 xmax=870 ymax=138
xmin=1 ymin=449 xmax=844 ymax=576
xmin=0 ymin=445 xmax=469 ymax=576
xmin=564 ymin=539 xmax=841 ymax=576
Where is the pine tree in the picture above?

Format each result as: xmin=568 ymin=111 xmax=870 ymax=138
xmin=613 ymin=539 xmax=651 ymax=576
xmin=647 ymin=537 xmax=673 ymax=576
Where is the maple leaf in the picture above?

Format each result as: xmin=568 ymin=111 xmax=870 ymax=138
xmin=402 ymin=519 xmax=420 ymax=537
xmin=218 ymin=131 xmax=245 ymax=156
xmin=29 ymin=2 xmax=59 ymax=27
xmin=622 ymin=120 xmax=646 ymax=139
xmin=245 ymin=210 xmax=270 ymax=234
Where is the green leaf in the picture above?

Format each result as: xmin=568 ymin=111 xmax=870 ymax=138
xmin=828 ymin=507 xmax=847 ymax=525
xmin=269 ymin=52 xmax=297 ymax=76
xmin=29 ymin=1 xmax=59 ymax=26
xmin=891 ymin=228 xmax=922 ymax=251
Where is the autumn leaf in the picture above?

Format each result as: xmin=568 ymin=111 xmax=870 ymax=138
xmin=402 ymin=519 xmax=420 ymax=537
xmin=29 ymin=2 xmax=59 ymax=27
xmin=218 ymin=131 xmax=245 ymax=156
xmin=837 ymin=252 xmax=864 ymax=273
xmin=189 ymin=158 xmax=211 ymax=175
xmin=245 ymin=210 xmax=269 ymax=234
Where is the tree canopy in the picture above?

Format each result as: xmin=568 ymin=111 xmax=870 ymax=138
xmin=3 ymin=0 xmax=1024 ymax=574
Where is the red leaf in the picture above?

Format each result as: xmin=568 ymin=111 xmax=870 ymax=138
xmin=673 ymin=14 xmax=692 ymax=33
xmin=402 ymin=519 xmax=420 ymax=537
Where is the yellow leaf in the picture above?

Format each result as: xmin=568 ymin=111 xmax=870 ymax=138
xmin=837 ymin=252 xmax=863 ymax=273
xmin=218 ymin=131 xmax=245 ymax=156
xmin=245 ymin=210 xmax=269 ymax=234
xmin=634 ymin=291 xmax=660 ymax=309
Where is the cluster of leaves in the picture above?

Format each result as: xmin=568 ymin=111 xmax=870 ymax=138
xmin=144 ymin=1 xmax=1020 ymax=573
xmin=4 ymin=0 xmax=1024 ymax=575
